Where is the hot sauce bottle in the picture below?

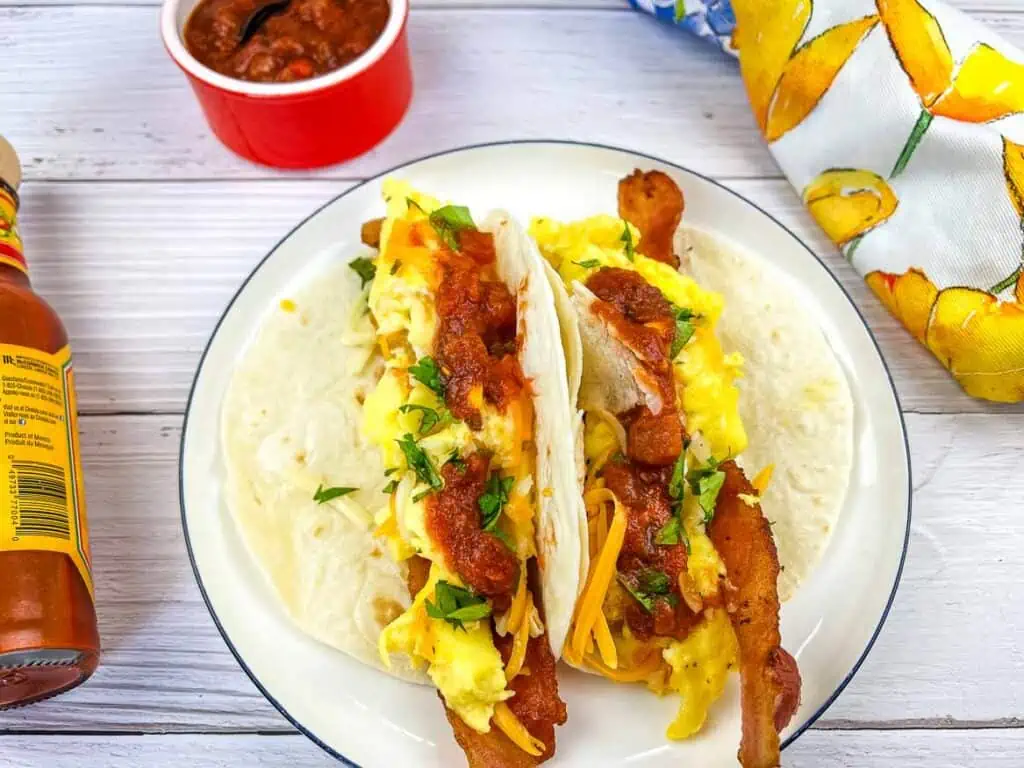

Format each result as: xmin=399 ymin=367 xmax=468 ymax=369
xmin=0 ymin=136 xmax=99 ymax=708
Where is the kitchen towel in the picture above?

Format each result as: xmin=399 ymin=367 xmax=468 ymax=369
xmin=633 ymin=0 xmax=1024 ymax=402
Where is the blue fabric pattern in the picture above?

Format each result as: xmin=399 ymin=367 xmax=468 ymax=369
xmin=628 ymin=0 xmax=738 ymax=55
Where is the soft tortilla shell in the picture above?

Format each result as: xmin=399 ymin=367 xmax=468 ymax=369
xmin=221 ymin=263 xmax=426 ymax=682
xmin=485 ymin=212 xmax=587 ymax=655
xmin=680 ymin=226 xmax=854 ymax=601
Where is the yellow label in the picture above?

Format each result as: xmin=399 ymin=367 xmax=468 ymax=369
xmin=0 ymin=344 xmax=92 ymax=596
xmin=0 ymin=185 xmax=26 ymax=274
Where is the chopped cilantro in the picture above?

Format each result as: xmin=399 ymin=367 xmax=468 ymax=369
xmin=479 ymin=473 xmax=515 ymax=531
xmin=641 ymin=569 xmax=672 ymax=595
xmin=663 ymin=450 xmax=691 ymax=551
xmin=668 ymin=451 xmax=687 ymax=502
xmin=425 ymin=581 xmax=491 ymax=630
xmin=688 ymin=457 xmax=726 ymax=524
xmin=573 ymin=259 xmax=602 ymax=269
xmin=621 ymin=224 xmax=635 ymax=262
xmin=654 ymin=516 xmax=682 ymax=546
xmin=313 ymin=485 xmax=357 ymax=504
xmin=669 ymin=305 xmax=697 ymax=360
xmin=445 ymin=450 xmax=467 ymax=473
xmin=429 ymin=205 xmax=476 ymax=251
xmin=398 ymin=403 xmax=452 ymax=435
xmin=396 ymin=433 xmax=444 ymax=494
xmin=348 ymin=257 xmax=376 ymax=289
xmin=382 ymin=479 xmax=399 ymax=495
xmin=384 ymin=467 xmax=398 ymax=477
xmin=390 ymin=260 xmax=402 ymax=275
xmin=406 ymin=197 xmax=426 ymax=214
xmin=409 ymin=356 xmax=445 ymax=398
xmin=617 ymin=568 xmax=676 ymax=614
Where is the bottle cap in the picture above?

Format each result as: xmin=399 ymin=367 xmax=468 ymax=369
xmin=0 ymin=136 xmax=23 ymax=191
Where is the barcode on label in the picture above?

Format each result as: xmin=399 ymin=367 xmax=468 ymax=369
xmin=12 ymin=460 xmax=70 ymax=540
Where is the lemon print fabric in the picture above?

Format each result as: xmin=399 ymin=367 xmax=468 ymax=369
xmin=627 ymin=0 xmax=1024 ymax=402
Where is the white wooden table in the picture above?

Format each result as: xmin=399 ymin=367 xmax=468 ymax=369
xmin=3 ymin=0 xmax=1024 ymax=765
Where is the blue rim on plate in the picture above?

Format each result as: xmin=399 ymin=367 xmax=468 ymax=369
xmin=179 ymin=139 xmax=913 ymax=767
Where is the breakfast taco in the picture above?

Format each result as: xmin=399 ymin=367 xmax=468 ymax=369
xmin=530 ymin=170 xmax=853 ymax=767
xmin=221 ymin=181 xmax=585 ymax=765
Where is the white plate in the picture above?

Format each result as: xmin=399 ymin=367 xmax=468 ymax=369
xmin=180 ymin=141 xmax=911 ymax=767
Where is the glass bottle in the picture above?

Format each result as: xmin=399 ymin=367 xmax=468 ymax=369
xmin=0 ymin=135 xmax=100 ymax=708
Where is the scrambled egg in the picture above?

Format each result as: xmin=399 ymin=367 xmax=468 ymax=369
xmin=379 ymin=564 xmax=511 ymax=732
xmin=662 ymin=610 xmax=738 ymax=739
xmin=363 ymin=181 xmax=534 ymax=734
xmin=368 ymin=181 xmax=444 ymax=356
xmin=529 ymin=214 xmax=747 ymax=458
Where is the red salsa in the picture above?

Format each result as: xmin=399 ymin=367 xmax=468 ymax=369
xmin=425 ymin=455 xmax=519 ymax=605
xmin=426 ymin=225 xmax=525 ymax=607
xmin=184 ymin=0 xmax=390 ymax=83
xmin=435 ymin=230 xmax=524 ymax=429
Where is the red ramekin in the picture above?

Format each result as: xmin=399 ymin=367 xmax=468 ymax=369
xmin=161 ymin=0 xmax=412 ymax=169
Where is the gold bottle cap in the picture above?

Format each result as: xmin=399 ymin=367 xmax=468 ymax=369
xmin=0 ymin=136 xmax=23 ymax=191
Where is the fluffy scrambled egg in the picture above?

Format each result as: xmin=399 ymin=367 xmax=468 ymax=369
xmin=363 ymin=182 xmax=535 ymax=735
xmin=378 ymin=563 xmax=511 ymax=731
xmin=368 ymin=181 xmax=444 ymax=356
xmin=662 ymin=610 xmax=738 ymax=739
xmin=530 ymin=214 xmax=747 ymax=458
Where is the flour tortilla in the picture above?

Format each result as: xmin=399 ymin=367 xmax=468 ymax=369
xmin=679 ymin=226 xmax=853 ymax=600
xmin=221 ymin=263 xmax=426 ymax=682
xmin=486 ymin=212 xmax=587 ymax=653
xmin=221 ymin=211 xmax=585 ymax=679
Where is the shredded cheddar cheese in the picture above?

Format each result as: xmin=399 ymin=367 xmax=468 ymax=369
xmin=569 ymin=489 xmax=627 ymax=662
xmin=584 ymin=649 xmax=663 ymax=683
xmin=505 ymin=593 xmax=534 ymax=681
xmin=752 ymin=464 xmax=774 ymax=495
xmin=507 ymin=572 xmax=529 ymax=633
xmin=494 ymin=703 xmax=545 ymax=757
xmin=593 ymin=610 xmax=618 ymax=669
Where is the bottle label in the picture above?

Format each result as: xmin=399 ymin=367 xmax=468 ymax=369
xmin=0 ymin=344 xmax=92 ymax=596
xmin=0 ymin=182 xmax=25 ymax=274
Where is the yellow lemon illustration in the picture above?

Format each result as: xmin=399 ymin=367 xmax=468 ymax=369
xmin=732 ymin=1 xmax=877 ymax=141
xmin=878 ymin=0 xmax=1024 ymax=123
xmin=926 ymin=288 xmax=1024 ymax=402
xmin=803 ymin=169 xmax=899 ymax=245
xmin=866 ymin=268 xmax=938 ymax=344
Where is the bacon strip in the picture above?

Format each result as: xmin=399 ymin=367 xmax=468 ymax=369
xmin=406 ymin=559 xmax=565 ymax=767
xmin=444 ymin=633 xmax=566 ymax=767
xmin=446 ymin=709 xmax=540 ymax=768
xmin=707 ymin=462 xmax=802 ymax=768
xmin=617 ymin=169 xmax=684 ymax=268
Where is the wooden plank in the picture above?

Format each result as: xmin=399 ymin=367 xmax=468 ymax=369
xmin=0 ymin=412 xmax=1022 ymax=732
xmin=2 ymin=730 xmax=1024 ymax=767
xmin=17 ymin=178 xmax=1005 ymax=415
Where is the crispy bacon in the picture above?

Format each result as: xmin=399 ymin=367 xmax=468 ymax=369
xmin=443 ymin=633 xmax=566 ymax=767
xmin=707 ymin=461 xmax=802 ymax=768
xmin=361 ymin=217 xmax=384 ymax=249
xmin=617 ymin=170 xmax=684 ymax=268
xmin=446 ymin=709 xmax=540 ymax=768
xmin=405 ymin=554 xmax=431 ymax=596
